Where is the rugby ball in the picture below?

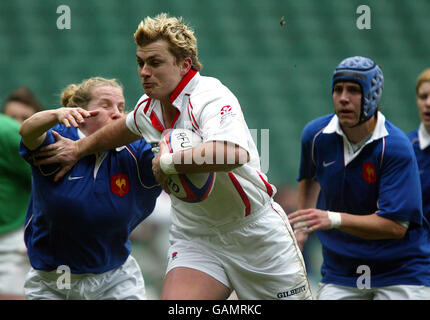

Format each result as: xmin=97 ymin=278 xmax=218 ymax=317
xmin=163 ymin=129 xmax=215 ymax=203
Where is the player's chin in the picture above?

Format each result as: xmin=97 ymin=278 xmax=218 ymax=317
xmin=143 ymin=88 xmax=153 ymax=96
xmin=338 ymin=116 xmax=359 ymax=128
xmin=144 ymin=89 xmax=163 ymax=100
xmin=420 ymin=113 xmax=430 ymax=127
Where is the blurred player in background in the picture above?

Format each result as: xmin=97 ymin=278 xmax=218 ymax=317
xmin=3 ymin=87 xmax=43 ymax=124
xmin=409 ymin=68 xmax=430 ymax=221
xmin=33 ymin=13 xmax=312 ymax=300
xmin=0 ymin=87 xmax=42 ymax=299
xmin=19 ymin=77 xmax=161 ymax=299
xmin=289 ymin=56 xmax=430 ymax=299
xmin=129 ymin=190 xmax=172 ymax=299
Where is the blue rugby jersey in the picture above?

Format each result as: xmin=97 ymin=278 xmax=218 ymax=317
xmin=409 ymin=125 xmax=430 ymax=221
xmin=20 ymin=124 xmax=161 ymax=274
xmin=298 ymin=112 xmax=430 ymax=287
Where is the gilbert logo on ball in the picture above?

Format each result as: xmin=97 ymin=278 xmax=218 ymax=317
xmin=163 ymin=129 xmax=215 ymax=203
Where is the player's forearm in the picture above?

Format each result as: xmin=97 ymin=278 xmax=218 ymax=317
xmin=172 ymin=141 xmax=250 ymax=174
xmin=297 ymin=179 xmax=320 ymax=210
xmin=77 ymin=116 xmax=141 ymax=158
xmin=20 ymin=110 xmax=59 ymax=150
xmin=338 ymin=212 xmax=407 ymax=240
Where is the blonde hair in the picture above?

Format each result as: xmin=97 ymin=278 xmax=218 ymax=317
xmin=416 ymin=68 xmax=430 ymax=94
xmin=61 ymin=77 xmax=123 ymax=109
xmin=134 ymin=13 xmax=202 ymax=71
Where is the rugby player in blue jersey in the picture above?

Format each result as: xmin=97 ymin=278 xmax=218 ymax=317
xmin=289 ymin=56 xmax=430 ymax=299
xmin=409 ymin=68 xmax=430 ymax=221
xmin=19 ymin=77 xmax=161 ymax=299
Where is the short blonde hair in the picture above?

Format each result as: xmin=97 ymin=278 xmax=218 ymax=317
xmin=416 ymin=68 xmax=430 ymax=94
xmin=134 ymin=13 xmax=202 ymax=71
xmin=61 ymin=77 xmax=123 ymax=109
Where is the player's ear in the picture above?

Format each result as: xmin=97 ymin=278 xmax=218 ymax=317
xmin=180 ymin=57 xmax=192 ymax=76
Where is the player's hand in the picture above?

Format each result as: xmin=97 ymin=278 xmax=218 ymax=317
xmin=33 ymin=130 xmax=80 ymax=182
xmin=289 ymin=208 xmax=333 ymax=234
xmin=56 ymin=107 xmax=99 ymax=128
xmin=152 ymin=139 xmax=171 ymax=193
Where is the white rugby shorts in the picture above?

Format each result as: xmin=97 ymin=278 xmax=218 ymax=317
xmin=317 ymin=282 xmax=430 ymax=300
xmin=165 ymin=201 xmax=313 ymax=300
xmin=24 ymin=255 xmax=146 ymax=300
xmin=0 ymin=228 xmax=31 ymax=295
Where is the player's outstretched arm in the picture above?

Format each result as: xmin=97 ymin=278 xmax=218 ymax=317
xmin=20 ymin=108 xmax=98 ymax=150
xmin=33 ymin=115 xmax=141 ymax=181
xmin=289 ymin=208 xmax=407 ymax=240
xmin=74 ymin=115 xmax=141 ymax=158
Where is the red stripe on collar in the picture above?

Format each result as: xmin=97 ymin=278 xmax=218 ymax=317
xmin=143 ymin=98 xmax=152 ymax=114
xmin=150 ymin=111 xmax=165 ymax=132
xmin=133 ymin=98 xmax=151 ymax=135
xmin=169 ymin=69 xmax=197 ymax=104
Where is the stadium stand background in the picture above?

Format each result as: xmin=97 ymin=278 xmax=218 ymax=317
xmin=1 ymin=0 xmax=429 ymax=186
xmin=2 ymin=0 xmax=429 ymax=298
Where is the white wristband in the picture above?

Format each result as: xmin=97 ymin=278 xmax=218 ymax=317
xmin=159 ymin=153 xmax=178 ymax=174
xmin=327 ymin=211 xmax=342 ymax=228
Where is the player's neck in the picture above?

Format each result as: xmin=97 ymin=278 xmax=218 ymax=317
xmin=160 ymin=100 xmax=178 ymax=129
xmin=342 ymin=115 xmax=377 ymax=144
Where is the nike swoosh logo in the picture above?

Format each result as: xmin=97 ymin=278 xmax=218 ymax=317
xmin=68 ymin=175 xmax=84 ymax=181
xmin=323 ymin=161 xmax=336 ymax=167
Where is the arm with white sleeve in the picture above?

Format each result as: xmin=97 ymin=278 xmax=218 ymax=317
xmin=152 ymin=94 xmax=251 ymax=188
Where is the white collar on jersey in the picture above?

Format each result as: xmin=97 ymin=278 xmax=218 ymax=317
xmin=322 ymin=111 xmax=389 ymax=165
xmin=169 ymin=69 xmax=200 ymax=110
xmin=77 ymin=128 xmax=126 ymax=152
xmin=77 ymin=128 xmax=86 ymax=139
xmin=418 ymin=123 xmax=430 ymax=150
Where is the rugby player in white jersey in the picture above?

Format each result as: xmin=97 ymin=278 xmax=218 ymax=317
xmin=34 ymin=13 xmax=312 ymax=300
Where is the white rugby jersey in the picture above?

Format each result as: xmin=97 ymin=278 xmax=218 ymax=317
xmin=126 ymin=69 xmax=276 ymax=233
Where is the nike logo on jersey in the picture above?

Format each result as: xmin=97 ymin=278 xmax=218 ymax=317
xmin=68 ymin=175 xmax=84 ymax=181
xmin=323 ymin=161 xmax=335 ymax=167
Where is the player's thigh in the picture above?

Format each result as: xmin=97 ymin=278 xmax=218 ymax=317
xmin=163 ymin=232 xmax=231 ymax=300
xmin=224 ymin=205 xmax=312 ymax=300
xmin=0 ymin=228 xmax=31 ymax=296
xmin=23 ymin=268 xmax=65 ymax=300
xmin=96 ymin=256 xmax=147 ymax=300
xmin=317 ymin=283 xmax=374 ymax=300
xmin=162 ymin=267 xmax=231 ymax=300
xmin=374 ymin=285 xmax=430 ymax=300
xmin=0 ymin=252 xmax=30 ymax=296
